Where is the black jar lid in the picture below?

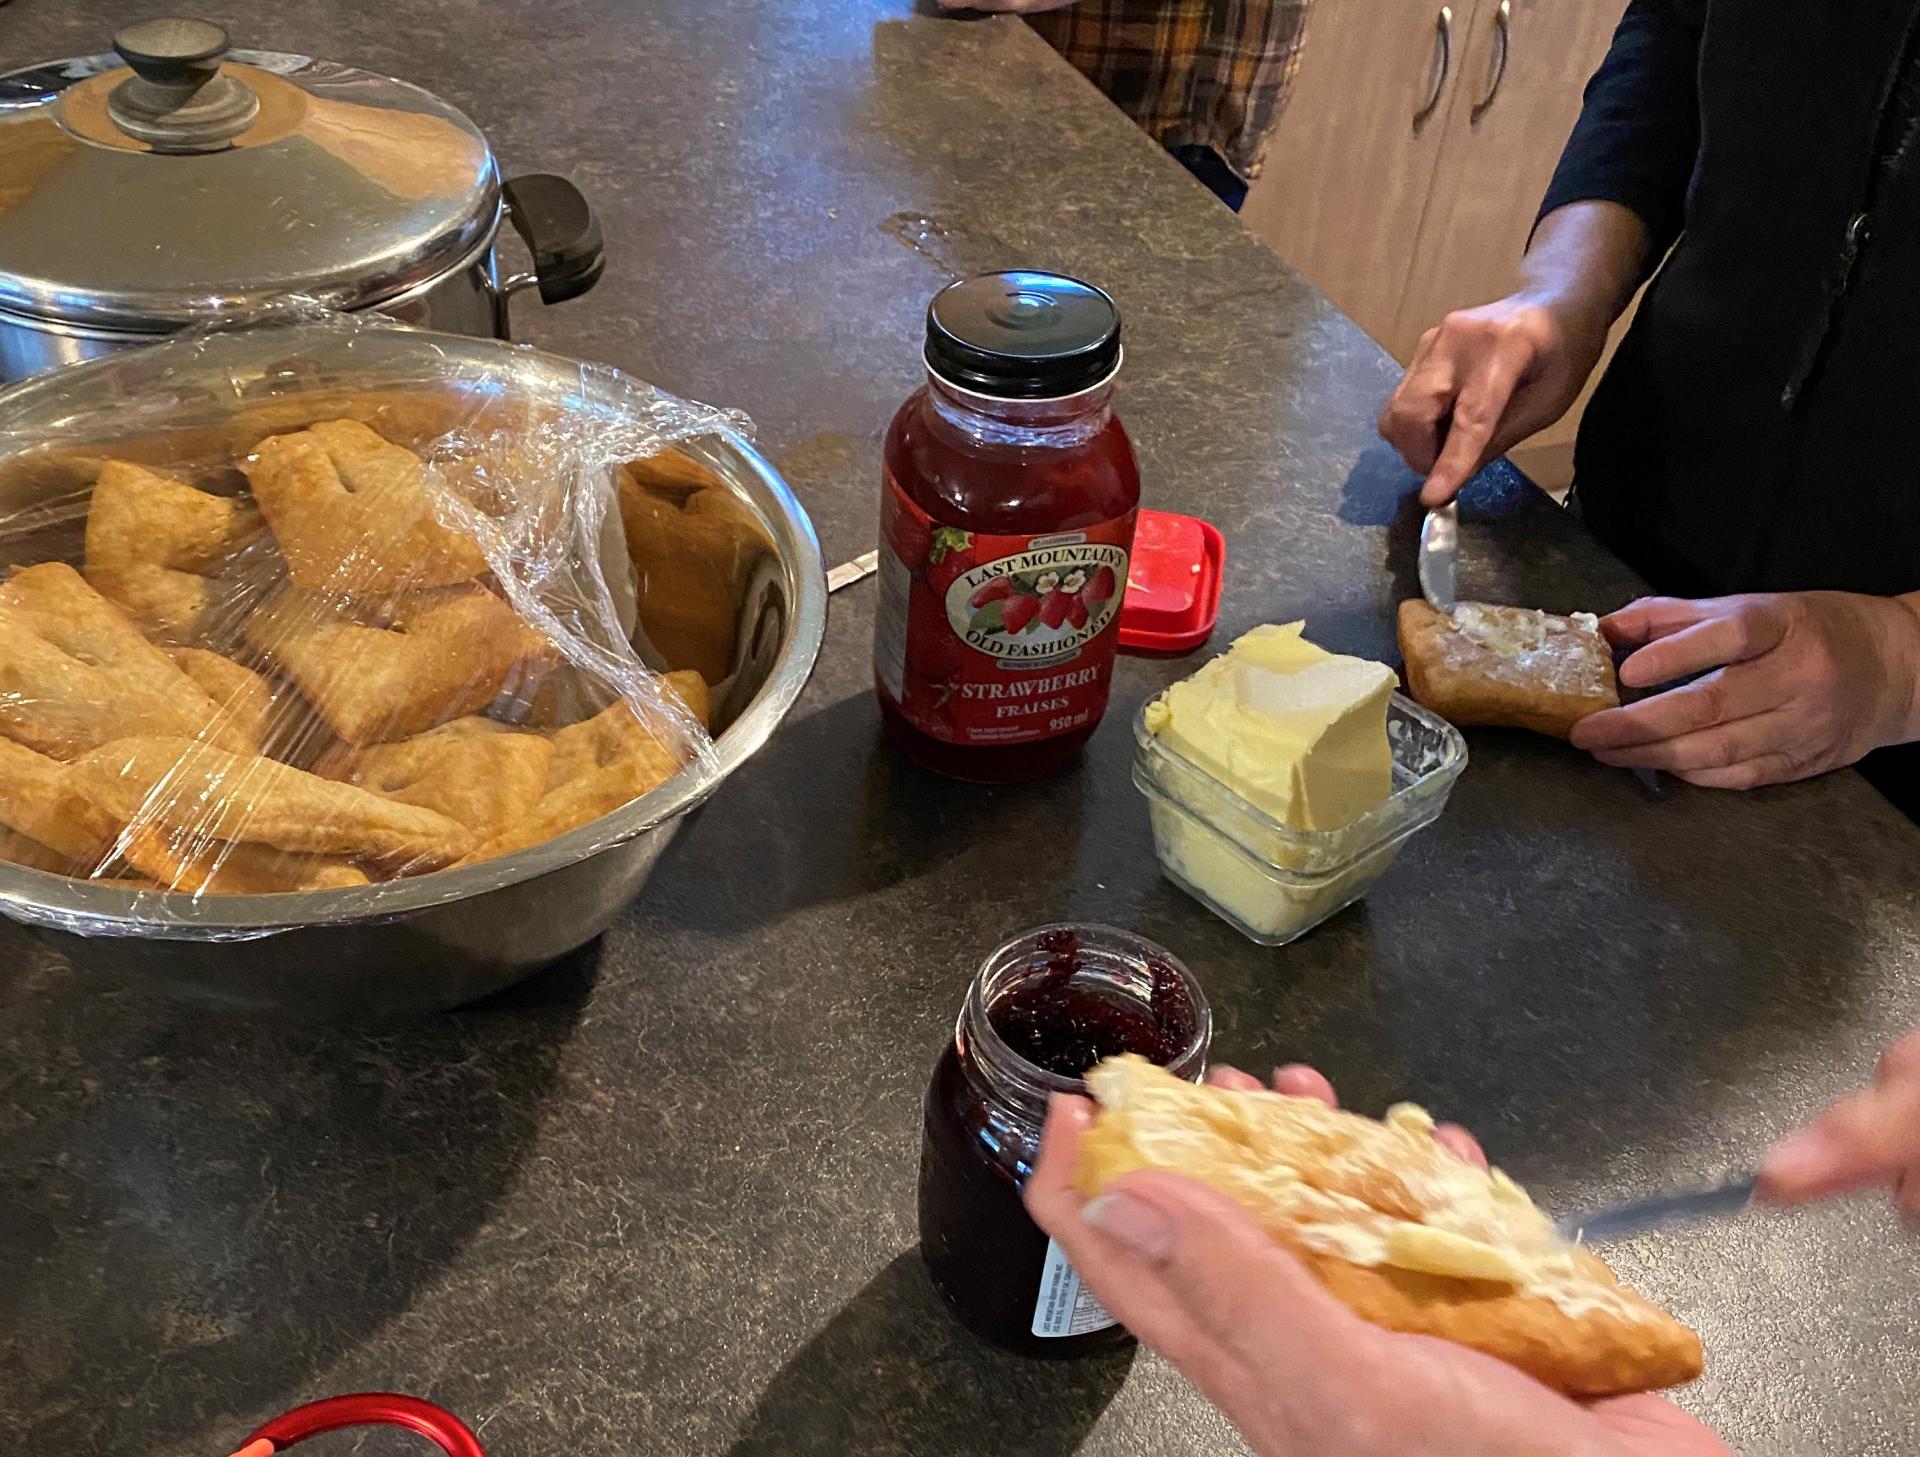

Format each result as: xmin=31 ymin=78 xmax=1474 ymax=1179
xmin=924 ymin=271 xmax=1122 ymax=399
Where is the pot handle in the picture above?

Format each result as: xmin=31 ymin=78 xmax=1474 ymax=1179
xmin=501 ymin=173 xmax=606 ymax=305
xmin=238 ymin=1393 xmax=487 ymax=1457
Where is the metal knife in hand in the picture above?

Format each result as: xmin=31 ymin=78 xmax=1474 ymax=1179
xmin=1556 ymin=1174 xmax=1758 ymax=1245
xmin=1418 ymin=501 xmax=1458 ymax=610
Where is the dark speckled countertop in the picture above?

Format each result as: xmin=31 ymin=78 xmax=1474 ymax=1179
xmin=3 ymin=3 xmax=1919 ymax=1454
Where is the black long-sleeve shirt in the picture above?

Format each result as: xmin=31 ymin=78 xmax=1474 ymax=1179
xmin=1539 ymin=0 xmax=1920 ymax=809
xmin=1546 ymin=1 xmax=1920 ymax=262
xmin=1539 ymin=0 xmax=1705 ymax=263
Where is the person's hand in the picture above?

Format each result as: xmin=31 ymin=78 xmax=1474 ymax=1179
xmin=1024 ymin=1064 xmax=1731 ymax=1457
xmin=931 ymin=0 xmax=1078 ymax=12
xmin=1569 ymin=591 xmax=1920 ymax=789
xmin=1379 ymin=291 xmax=1609 ymax=507
xmin=1761 ymin=1029 xmax=1920 ymax=1211
xmin=1378 ymin=199 xmax=1649 ymax=506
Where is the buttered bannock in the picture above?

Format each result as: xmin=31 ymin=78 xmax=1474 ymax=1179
xmin=1397 ymin=598 xmax=1618 ymax=739
xmin=1074 ymin=1056 xmax=1702 ymax=1396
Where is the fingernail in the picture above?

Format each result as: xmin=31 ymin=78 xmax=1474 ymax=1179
xmin=1082 ymin=1192 xmax=1176 ymax=1261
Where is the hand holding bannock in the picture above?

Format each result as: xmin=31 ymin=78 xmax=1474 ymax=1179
xmin=1570 ymin=592 xmax=1920 ymax=789
xmin=1025 ymin=1063 xmax=1731 ymax=1457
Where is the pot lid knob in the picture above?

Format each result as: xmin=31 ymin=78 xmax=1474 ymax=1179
xmin=107 ymin=18 xmax=260 ymax=152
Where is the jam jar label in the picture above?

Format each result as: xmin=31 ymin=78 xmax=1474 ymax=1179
xmin=875 ymin=476 xmax=1133 ymax=746
xmin=1031 ymin=1237 xmax=1117 ymax=1338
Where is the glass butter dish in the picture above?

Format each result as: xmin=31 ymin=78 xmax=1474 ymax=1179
xmin=1131 ymin=694 xmax=1467 ymax=945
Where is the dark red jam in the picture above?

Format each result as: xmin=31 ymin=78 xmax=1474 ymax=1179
xmin=988 ymin=931 xmax=1199 ymax=1077
xmin=918 ymin=926 xmax=1209 ymax=1356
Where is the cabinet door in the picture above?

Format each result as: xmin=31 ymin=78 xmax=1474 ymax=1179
xmin=1388 ymin=0 xmax=1630 ymax=360
xmin=1241 ymin=0 xmax=1480 ymax=350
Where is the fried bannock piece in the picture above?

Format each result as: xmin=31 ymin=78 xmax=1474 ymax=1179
xmin=1398 ymin=599 xmax=1619 ymax=740
xmin=1075 ymin=1056 xmax=1703 ymax=1397
xmin=659 ymin=668 xmax=712 ymax=731
xmin=82 ymin=459 xmax=261 ymax=640
xmin=71 ymin=736 xmax=473 ymax=869
xmin=512 ymin=661 xmax=710 ymax=734
xmin=456 ymin=754 xmax=663 ymax=869
xmin=542 ymin=672 xmax=707 ymax=791
xmin=617 ymin=454 xmax=772 ymax=685
xmin=119 ymin=827 xmax=370 ymax=894
xmin=316 ymin=717 xmax=552 ymax=839
xmin=244 ymin=584 xmax=558 ymax=745
xmin=0 ymin=824 xmax=85 ymax=876
xmin=0 ymin=563 xmax=251 ymax=758
xmin=242 ymin=418 xmax=490 ymax=592
xmin=167 ymin=648 xmax=277 ymax=755
xmin=457 ymin=678 xmax=707 ymax=866
xmin=0 ymin=736 xmax=118 ymax=866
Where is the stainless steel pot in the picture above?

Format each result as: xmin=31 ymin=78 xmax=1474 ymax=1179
xmin=0 ymin=324 xmax=827 ymax=1017
xmin=0 ymin=19 xmax=605 ymax=383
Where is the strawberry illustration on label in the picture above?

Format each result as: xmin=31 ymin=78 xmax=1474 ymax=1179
xmin=970 ymin=576 xmax=1016 ymax=609
xmin=946 ymin=543 xmax=1127 ymax=659
xmin=875 ymin=475 xmax=1135 ymax=747
xmin=999 ymin=592 xmax=1042 ymax=634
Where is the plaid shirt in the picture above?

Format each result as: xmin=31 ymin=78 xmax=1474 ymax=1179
xmin=1026 ymin=0 xmax=1311 ymax=180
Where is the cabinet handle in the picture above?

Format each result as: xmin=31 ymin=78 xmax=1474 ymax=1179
xmin=1413 ymin=6 xmax=1453 ymax=127
xmin=1471 ymin=0 xmax=1511 ymax=123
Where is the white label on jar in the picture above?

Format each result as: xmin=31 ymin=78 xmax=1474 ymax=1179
xmin=1031 ymin=1237 xmax=1117 ymax=1337
xmin=875 ymin=540 xmax=910 ymax=702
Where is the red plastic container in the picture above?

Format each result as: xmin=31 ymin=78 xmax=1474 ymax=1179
xmin=234 ymin=1394 xmax=485 ymax=1456
xmin=1116 ymin=508 xmax=1225 ymax=654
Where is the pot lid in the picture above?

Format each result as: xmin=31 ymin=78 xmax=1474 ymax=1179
xmin=0 ymin=18 xmax=499 ymax=332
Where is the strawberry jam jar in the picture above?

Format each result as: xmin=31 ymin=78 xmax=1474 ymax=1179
xmin=918 ymin=924 xmax=1210 ymax=1356
xmin=875 ymin=271 xmax=1140 ymax=782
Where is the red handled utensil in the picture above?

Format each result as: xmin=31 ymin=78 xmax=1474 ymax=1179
xmin=232 ymin=1393 xmax=486 ymax=1456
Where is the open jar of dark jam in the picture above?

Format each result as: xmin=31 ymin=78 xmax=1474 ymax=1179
xmin=918 ymin=923 xmax=1210 ymax=1356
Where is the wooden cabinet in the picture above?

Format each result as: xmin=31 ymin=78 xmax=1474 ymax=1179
xmin=1242 ymin=0 xmax=1461 ymax=345
xmin=1243 ymin=0 xmax=1630 ymax=487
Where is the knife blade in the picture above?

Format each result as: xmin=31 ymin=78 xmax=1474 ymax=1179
xmin=1418 ymin=502 xmax=1458 ymax=610
xmin=827 ymin=550 xmax=878 ymax=593
xmin=1556 ymin=1173 xmax=1757 ymax=1245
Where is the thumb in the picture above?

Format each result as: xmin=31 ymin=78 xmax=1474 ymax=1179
xmin=1087 ymin=1171 xmax=1362 ymax=1368
xmin=1759 ymin=1084 xmax=1920 ymax=1204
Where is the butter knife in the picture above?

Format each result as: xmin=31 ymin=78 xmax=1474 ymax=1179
xmin=1556 ymin=1173 xmax=1757 ymax=1245
xmin=827 ymin=549 xmax=878 ymax=593
xmin=1418 ymin=502 xmax=1458 ymax=610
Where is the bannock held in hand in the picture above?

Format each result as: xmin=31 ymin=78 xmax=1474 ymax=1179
xmin=1074 ymin=1055 xmax=1702 ymax=1397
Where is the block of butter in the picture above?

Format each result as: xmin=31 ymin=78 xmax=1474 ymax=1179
xmin=1136 ymin=623 xmax=1441 ymax=945
xmin=1143 ymin=622 xmax=1396 ymax=830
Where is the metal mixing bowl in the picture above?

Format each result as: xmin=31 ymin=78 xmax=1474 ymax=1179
xmin=0 ymin=323 xmax=827 ymax=1016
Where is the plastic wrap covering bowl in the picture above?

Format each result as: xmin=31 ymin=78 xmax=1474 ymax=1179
xmin=0 ymin=318 xmax=826 ymax=1015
